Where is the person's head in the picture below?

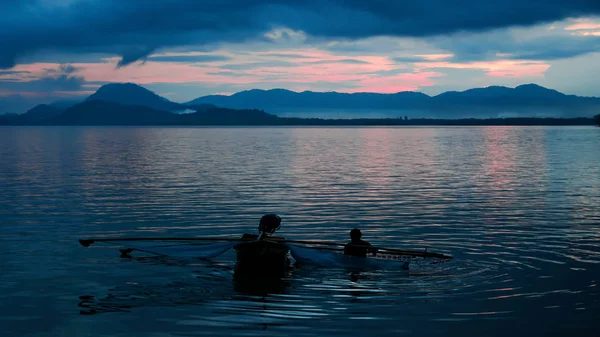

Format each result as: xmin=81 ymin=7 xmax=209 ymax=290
xmin=259 ymin=214 xmax=281 ymax=234
xmin=350 ymin=228 xmax=362 ymax=241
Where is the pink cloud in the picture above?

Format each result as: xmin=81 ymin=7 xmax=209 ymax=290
xmin=415 ymin=60 xmax=550 ymax=78
xmin=8 ymin=47 xmax=546 ymax=97
xmin=565 ymin=22 xmax=600 ymax=30
xmin=572 ymin=31 xmax=600 ymax=36
xmin=416 ymin=54 xmax=454 ymax=61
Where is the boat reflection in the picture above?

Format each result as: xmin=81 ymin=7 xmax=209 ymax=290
xmin=78 ymin=256 xmax=295 ymax=315
xmin=233 ymin=266 xmax=293 ymax=296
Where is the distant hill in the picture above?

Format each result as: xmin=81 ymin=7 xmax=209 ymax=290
xmin=49 ymin=100 xmax=180 ymax=125
xmin=188 ymin=84 xmax=600 ymax=118
xmin=2 ymin=82 xmax=599 ymax=125
xmin=48 ymin=99 xmax=81 ymax=110
xmin=87 ymin=83 xmax=187 ymax=112
xmin=189 ymin=89 xmax=430 ymax=111
xmin=595 ymin=114 xmax=600 ymax=126
xmin=20 ymin=100 xmax=278 ymax=125
xmin=179 ymin=106 xmax=279 ymax=125
xmin=11 ymin=104 xmax=64 ymax=123
xmin=0 ymin=98 xmax=594 ymax=126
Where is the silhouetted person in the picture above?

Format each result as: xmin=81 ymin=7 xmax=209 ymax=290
xmin=344 ymin=228 xmax=377 ymax=257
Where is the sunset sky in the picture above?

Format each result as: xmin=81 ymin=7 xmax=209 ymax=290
xmin=1 ymin=1 xmax=600 ymax=112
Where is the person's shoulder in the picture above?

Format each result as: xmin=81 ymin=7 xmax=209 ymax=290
xmin=359 ymin=239 xmax=372 ymax=246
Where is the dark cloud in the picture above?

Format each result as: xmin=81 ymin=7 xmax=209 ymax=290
xmin=117 ymin=46 xmax=156 ymax=67
xmin=0 ymin=70 xmax=30 ymax=75
xmin=261 ymin=53 xmax=316 ymax=59
xmin=2 ymin=0 xmax=599 ymax=68
xmin=393 ymin=56 xmax=430 ymax=63
xmin=0 ymin=64 xmax=86 ymax=103
xmin=0 ymin=74 xmax=85 ymax=92
xmin=218 ymin=60 xmax=297 ymax=70
xmin=432 ymin=31 xmax=600 ymax=62
xmin=60 ymin=64 xmax=79 ymax=74
xmin=358 ymin=69 xmax=413 ymax=76
xmin=205 ymin=71 xmax=247 ymax=77
xmin=147 ymin=55 xmax=231 ymax=63
xmin=307 ymin=59 xmax=370 ymax=65
xmin=45 ymin=64 xmax=80 ymax=74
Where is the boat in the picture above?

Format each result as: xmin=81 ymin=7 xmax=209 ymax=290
xmin=78 ymin=214 xmax=453 ymax=272
xmin=232 ymin=214 xmax=290 ymax=275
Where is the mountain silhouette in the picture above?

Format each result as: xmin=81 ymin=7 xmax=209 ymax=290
xmin=0 ymin=98 xmax=594 ymax=126
xmin=189 ymin=89 xmax=430 ymax=110
xmin=188 ymin=84 xmax=600 ymax=118
xmin=87 ymin=83 xmax=187 ymax=112
xmin=2 ymin=82 xmax=599 ymax=125
xmin=11 ymin=104 xmax=64 ymax=123
xmin=48 ymin=99 xmax=81 ymax=110
xmin=49 ymin=100 xmax=180 ymax=125
xmin=35 ymin=100 xmax=277 ymax=125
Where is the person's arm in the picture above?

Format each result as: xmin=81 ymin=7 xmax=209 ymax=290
xmin=365 ymin=241 xmax=378 ymax=256
xmin=370 ymin=246 xmax=378 ymax=256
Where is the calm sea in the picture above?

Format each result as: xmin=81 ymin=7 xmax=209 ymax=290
xmin=1 ymin=126 xmax=599 ymax=337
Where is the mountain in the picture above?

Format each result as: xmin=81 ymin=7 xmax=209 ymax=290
xmin=39 ymin=100 xmax=277 ymax=125
xmin=49 ymin=100 xmax=180 ymax=125
xmin=595 ymin=114 xmax=600 ymax=126
xmin=9 ymin=104 xmax=64 ymax=123
xmin=87 ymin=83 xmax=187 ymax=112
xmin=0 ymin=98 xmax=594 ymax=126
xmin=48 ymin=99 xmax=81 ymax=110
xmin=431 ymin=84 xmax=580 ymax=105
xmin=179 ymin=106 xmax=278 ymax=125
xmin=188 ymin=89 xmax=430 ymax=110
xmin=188 ymin=84 xmax=600 ymax=118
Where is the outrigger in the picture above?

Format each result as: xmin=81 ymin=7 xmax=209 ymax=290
xmin=79 ymin=214 xmax=453 ymax=271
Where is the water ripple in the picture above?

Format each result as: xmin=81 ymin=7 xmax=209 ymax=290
xmin=1 ymin=126 xmax=599 ymax=337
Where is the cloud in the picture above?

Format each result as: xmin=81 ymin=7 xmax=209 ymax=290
xmin=307 ymin=59 xmax=370 ymax=65
xmin=0 ymin=74 xmax=85 ymax=93
xmin=393 ymin=56 xmax=430 ymax=63
xmin=117 ymin=46 xmax=156 ymax=67
xmin=0 ymin=70 xmax=31 ymax=76
xmin=429 ymin=18 xmax=600 ymax=62
xmin=2 ymin=0 xmax=599 ymax=68
xmin=0 ymin=64 xmax=86 ymax=95
xmin=218 ymin=60 xmax=298 ymax=70
xmin=204 ymin=71 xmax=247 ymax=77
xmin=257 ymin=53 xmax=315 ymax=59
xmin=147 ymin=54 xmax=231 ymax=63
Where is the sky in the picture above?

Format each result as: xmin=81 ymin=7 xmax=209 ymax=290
xmin=1 ymin=0 xmax=600 ymax=113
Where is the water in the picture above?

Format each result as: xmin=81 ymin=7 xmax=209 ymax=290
xmin=1 ymin=126 xmax=599 ymax=337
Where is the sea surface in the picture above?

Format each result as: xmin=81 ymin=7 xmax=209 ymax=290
xmin=1 ymin=126 xmax=599 ymax=337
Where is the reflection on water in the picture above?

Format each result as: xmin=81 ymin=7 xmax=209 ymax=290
xmin=1 ymin=126 xmax=599 ymax=337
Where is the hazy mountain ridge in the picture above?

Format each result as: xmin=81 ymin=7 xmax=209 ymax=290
xmin=189 ymin=84 xmax=600 ymax=117
xmin=0 ymin=98 xmax=595 ymax=126
xmin=1 ymin=99 xmax=277 ymax=126
xmin=2 ymin=82 xmax=599 ymax=126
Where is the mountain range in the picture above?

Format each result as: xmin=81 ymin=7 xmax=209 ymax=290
xmin=1 ymin=82 xmax=599 ymax=125
xmin=188 ymin=84 xmax=600 ymax=118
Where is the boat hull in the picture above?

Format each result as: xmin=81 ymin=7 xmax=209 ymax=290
xmin=233 ymin=240 xmax=290 ymax=276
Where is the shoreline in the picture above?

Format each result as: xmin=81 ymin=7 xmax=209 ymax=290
xmin=1 ymin=117 xmax=596 ymax=127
